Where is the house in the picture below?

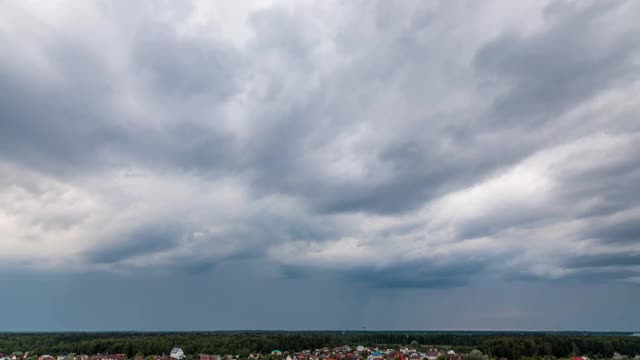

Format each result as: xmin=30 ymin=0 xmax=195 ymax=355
xmin=201 ymin=355 xmax=222 ymax=360
xmin=426 ymin=351 xmax=439 ymax=360
xmin=12 ymin=352 xmax=24 ymax=360
xmin=170 ymin=349 xmax=185 ymax=360
xmin=92 ymin=354 xmax=125 ymax=360
xmin=107 ymin=354 xmax=127 ymax=360
xmin=39 ymin=355 xmax=55 ymax=360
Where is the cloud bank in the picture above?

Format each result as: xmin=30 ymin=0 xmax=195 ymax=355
xmin=1 ymin=0 xmax=640 ymax=288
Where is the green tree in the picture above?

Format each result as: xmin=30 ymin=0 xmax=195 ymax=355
xmin=469 ymin=350 xmax=484 ymax=360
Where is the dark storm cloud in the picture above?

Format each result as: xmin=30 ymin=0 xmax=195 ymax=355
xmin=236 ymin=0 xmax=640 ymax=220
xmin=566 ymin=253 xmax=640 ymax=269
xmin=354 ymin=261 xmax=488 ymax=289
xmin=588 ymin=219 xmax=640 ymax=244
xmin=278 ymin=261 xmax=482 ymax=289
xmin=1 ymin=0 xmax=640 ymax=292
xmin=0 ymin=12 xmax=244 ymax=177
xmin=238 ymin=4 xmax=522 ymax=216
xmin=135 ymin=122 xmax=237 ymax=173
xmin=0 ymin=40 xmax=122 ymax=173
xmin=86 ymin=225 xmax=182 ymax=265
xmin=133 ymin=22 xmax=243 ymax=99
xmin=474 ymin=1 xmax=640 ymax=126
xmin=316 ymin=138 xmax=510 ymax=215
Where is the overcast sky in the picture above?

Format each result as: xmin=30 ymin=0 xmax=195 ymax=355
xmin=1 ymin=0 xmax=640 ymax=331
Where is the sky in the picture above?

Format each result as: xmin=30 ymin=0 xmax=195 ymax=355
xmin=0 ymin=0 xmax=639 ymax=331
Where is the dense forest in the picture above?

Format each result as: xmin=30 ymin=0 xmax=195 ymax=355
xmin=1 ymin=332 xmax=639 ymax=360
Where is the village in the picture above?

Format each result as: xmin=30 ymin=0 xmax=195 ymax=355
xmin=0 ymin=346 xmax=471 ymax=360
xmin=2 ymin=345 xmax=636 ymax=360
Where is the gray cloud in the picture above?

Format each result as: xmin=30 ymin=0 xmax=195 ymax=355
xmin=1 ymin=0 xmax=640 ymax=290
xmin=133 ymin=22 xmax=243 ymax=99
xmin=589 ymin=219 xmax=640 ymax=244
xmin=0 ymin=43 xmax=119 ymax=173
xmin=86 ymin=225 xmax=183 ymax=265
xmin=566 ymin=253 xmax=640 ymax=269
xmin=474 ymin=1 xmax=640 ymax=127
xmin=353 ymin=262 xmax=489 ymax=289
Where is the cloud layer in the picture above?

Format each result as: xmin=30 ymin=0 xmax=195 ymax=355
xmin=1 ymin=0 xmax=640 ymax=288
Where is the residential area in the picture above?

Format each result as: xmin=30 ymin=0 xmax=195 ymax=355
xmin=2 ymin=345 xmax=638 ymax=360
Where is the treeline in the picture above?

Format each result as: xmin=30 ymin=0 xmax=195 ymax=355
xmin=479 ymin=336 xmax=640 ymax=360
xmin=0 ymin=333 xmax=639 ymax=360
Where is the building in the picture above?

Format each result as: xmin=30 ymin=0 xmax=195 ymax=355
xmin=201 ymin=355 xmax=221 ymax=360
xmin=426 ymin=351 xmax=439 ymax=360
xmin=170 ymin=349 xmax=185 ymax=360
